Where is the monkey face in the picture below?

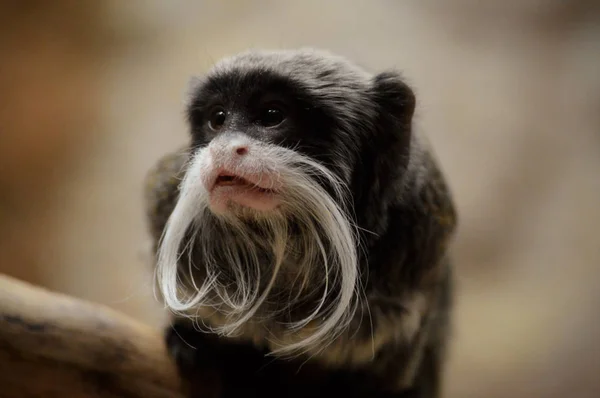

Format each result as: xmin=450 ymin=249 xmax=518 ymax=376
xmin=185 ymin=66 xmax=356 ymax=217
xmin=156 ymin=49 xmax=416 ymax=355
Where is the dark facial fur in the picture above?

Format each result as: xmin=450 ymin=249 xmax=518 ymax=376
xmin=146 ymin=48 xmax=457 ymax=398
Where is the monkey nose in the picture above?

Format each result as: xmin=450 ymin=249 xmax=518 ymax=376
xmin=209 ymin=135 xmax=250 ymax=158
xmin=235 ymin=145 xmax=248 ymax=156
xmin=227 ymin=138 xmax=250 ymax=156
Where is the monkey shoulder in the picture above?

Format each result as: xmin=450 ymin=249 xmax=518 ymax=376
xmin=143 ymin=148 xmax=190 ymax=244
xmin=406 ymin=139 xmax=457 ymax=234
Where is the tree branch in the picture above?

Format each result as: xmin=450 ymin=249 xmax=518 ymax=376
xmin=0 ymin=274 xmax=185 ymax=398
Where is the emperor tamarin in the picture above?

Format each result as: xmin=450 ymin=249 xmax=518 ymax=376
xmin=144 ymin=48 xmax=457 ymax=398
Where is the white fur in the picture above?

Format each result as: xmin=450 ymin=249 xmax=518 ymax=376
xmin=156 ymin=133 xmax=361 ymax=356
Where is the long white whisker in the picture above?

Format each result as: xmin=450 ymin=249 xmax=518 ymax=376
xmin=156 ymin=137 xmax=361 ymax=357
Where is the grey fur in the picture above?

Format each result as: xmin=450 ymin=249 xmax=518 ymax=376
xmin=146 ymin=48 xmax=457 ymax=398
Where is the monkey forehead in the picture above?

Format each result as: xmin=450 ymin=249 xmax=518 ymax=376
xmin=188 ymin=48 xmax=378 ymax=127
xmin=210 ymin=48 xmax=373 ymax=86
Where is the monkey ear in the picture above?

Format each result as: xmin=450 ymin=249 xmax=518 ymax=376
xmin=371 ymin=71 xmax=416 ymax=127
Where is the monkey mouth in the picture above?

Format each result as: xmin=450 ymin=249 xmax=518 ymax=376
xmin=213 ymin=174 xmax=275 ymax=193
xmin=209 ymin=171 xmax=280 ymax=212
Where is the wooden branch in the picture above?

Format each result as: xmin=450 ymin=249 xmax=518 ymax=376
xmin=0 ymin=274 xmax=185 ymax=398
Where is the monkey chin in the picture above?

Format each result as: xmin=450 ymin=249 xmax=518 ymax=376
xmin=209 ymin=187 xmax=280 ymax=214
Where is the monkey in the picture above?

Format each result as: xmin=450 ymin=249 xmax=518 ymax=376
xmin=143 ymin=48 xmax=457 ymax=398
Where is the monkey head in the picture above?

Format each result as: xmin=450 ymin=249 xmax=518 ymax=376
xmin=156 ymin=48 xmax=417 ymax=356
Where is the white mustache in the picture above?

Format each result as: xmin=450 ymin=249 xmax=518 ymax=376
xmin=155 ymin=135 xmax=361 ymax=356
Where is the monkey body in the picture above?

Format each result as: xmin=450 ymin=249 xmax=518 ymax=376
xmin=144 ymin=49 xmax=457 ymax=398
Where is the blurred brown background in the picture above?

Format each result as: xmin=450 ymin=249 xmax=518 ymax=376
xmin=1 ymin=1 xmax=599 ymax=397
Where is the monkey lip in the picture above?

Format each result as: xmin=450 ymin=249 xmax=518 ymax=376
xmin=208 ymin=171 xmax=280 ymax=212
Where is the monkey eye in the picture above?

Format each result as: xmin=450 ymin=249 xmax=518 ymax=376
xmin=208 ymin=107 xmax=227 ymax=131
xmin=258 ymin=105 xmax=286 ymax=128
